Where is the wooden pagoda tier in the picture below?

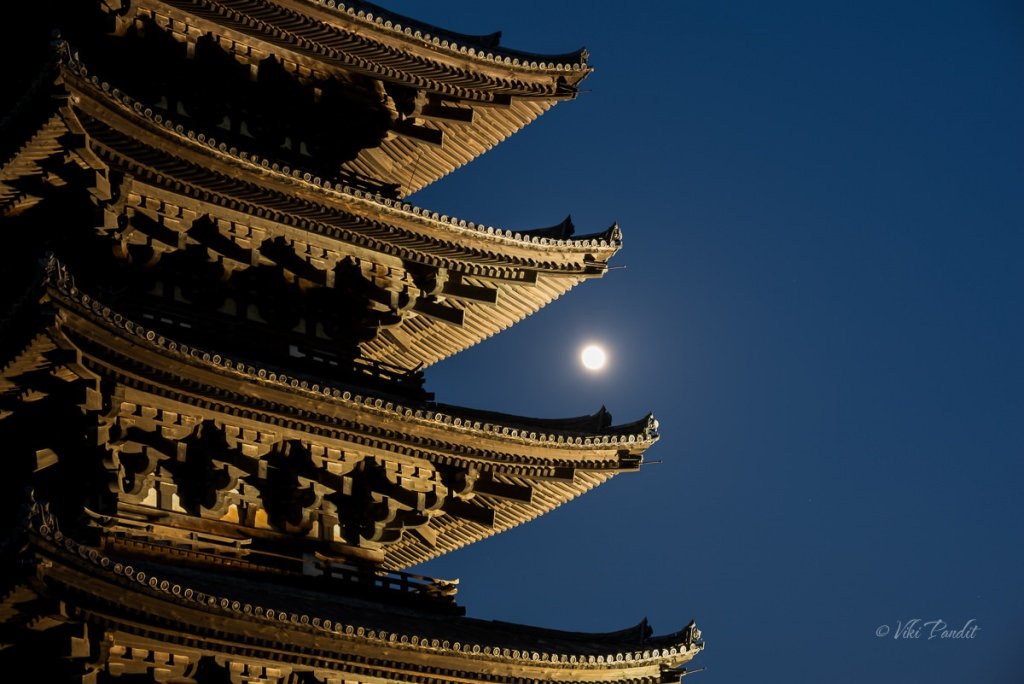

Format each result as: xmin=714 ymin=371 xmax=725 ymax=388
xmin=1 ymin=257 xmax=659 ymax=571
xmin=2 ymin=43 xmax=617 ymax=378
xmin=20 ymin=0 xmax=591 ymax=199
xmin=1 ymin=4 xmax=706 ymax=680
xmin=0 ymin=259 xmax=700 ymax=682
xmin=0 ymin=500 xmax=703 ymax=683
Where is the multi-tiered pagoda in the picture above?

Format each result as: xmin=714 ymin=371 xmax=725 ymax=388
xmin=0 ymin=2 xmax=703 ymax=681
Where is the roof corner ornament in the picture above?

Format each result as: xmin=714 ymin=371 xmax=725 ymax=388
xmin=44 ymin=252 xmax=72 ymax=290
xmin=25 ymin=492 xmax=59 ymax=540
xmin=683 ymin=620 xmax=703 ymax=649
xmin=53 ymin=37 xmax=72 ymax=63
xmin=645 ymin=412 xmax=660 ymax=437
xmin=639 ymin=616 xmax=653 ymax=640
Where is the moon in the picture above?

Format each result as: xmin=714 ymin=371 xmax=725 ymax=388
xmin=580 ymin=344 xmax=607 ymax=371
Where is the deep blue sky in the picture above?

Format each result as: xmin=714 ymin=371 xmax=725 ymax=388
xmin=385 ymin=2 xmax=1023 ymax=682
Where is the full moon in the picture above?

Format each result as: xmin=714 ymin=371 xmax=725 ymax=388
xmin=580 ymin=344 xmax=607 ymax=371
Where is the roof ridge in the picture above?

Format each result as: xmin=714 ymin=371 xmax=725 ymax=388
xmin=301 ymin=0 xmax=591 ymax=70
xmin=24 ymin=499 xmax=702 ymax=669
xmin=43 ymin=256 xmax=660 ymax=447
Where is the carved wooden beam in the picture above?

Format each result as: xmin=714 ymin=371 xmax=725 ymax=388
xmin=412 ymin=297 xmax=464 ymax=326
xmin=441 ymin=497 xmax=495 ymax=528
xmin=442 ymin=272 xmax=498 ymax=305
xmin=187 ymin=215 xmax=256 ymax=264
xmin=420 ymin=101 xmax=474 ymax=123
xmin=473 ymin=472 xmax=533 ymax=503
xmin=390 ymin=119 xmax=443 ymax=147
xmin=474 ymin=268 xmax=538 ymax=285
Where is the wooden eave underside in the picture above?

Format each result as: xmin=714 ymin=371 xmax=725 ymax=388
xmin=343 ymin=97 xmax=552 ymax=198
xmin=3 ymin=271 xmax=657 ymax=568
xmin=13 ymin=525 xmax=700 ymax=683
xmin=126 ymin=0 xmax=591 ymax=195
xmin=6 ymin=61 xmax=620 ymax=370
xmin=48 ymin=278 xmax=657 ymax=461
xmin=0 ymin=111 xmax=69 ymax=217
xmin=63 ymin=66 xmax=614 ymax=269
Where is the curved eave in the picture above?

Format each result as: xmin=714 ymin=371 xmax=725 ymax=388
xmin=296 ymin=0 xmax=592 ymax=76
xmin=0 ymin=115 xmax=68 ymax=216
xmin=358 ymin=273 xmax=583 ymax=370
xmin=44 ymin=269 xmax=659 ymax=464
xmin=28 ymin=267 xmax=660 ymax=568
xmin=52 ymin=62 xmax=620 ymax=368
xmin=130 ymin=0 xmax=591 ymax=194
xmin=149 ymin=0 xmax=591 ymax=92
xmin=342 ymin=97 xmax=561 ymax=196
xmin=63 ymin=61 xmax=618 ymax=263
xmin=22 ymin=525 xmax=702 ymax=682
xmin=0 ymin=55 xmax=69 ymax=217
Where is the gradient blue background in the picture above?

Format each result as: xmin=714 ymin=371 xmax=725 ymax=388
xmin=384 ymin=2 xmax=1022 ymax=682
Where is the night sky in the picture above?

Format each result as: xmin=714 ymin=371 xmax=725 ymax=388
xmin=384 ymin=2 xmax=1022 ymax=682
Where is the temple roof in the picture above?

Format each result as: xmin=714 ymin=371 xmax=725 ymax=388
xmin=297 ymin=0 xmax=590 ymax=69
xmin=0 ymin=5 xmax=703 ymax=679
xmin=1 ymin=48 xmax=619 ymax=371
xmin=41 ymin=257 xmax=657 ymax=445
xmin=1 ymin=257 xmax=658 ymax=569
xmin=2 ymin=506 xmax=703 ymax=682
xmin=83 ymin=0 xmax=593 ymax=196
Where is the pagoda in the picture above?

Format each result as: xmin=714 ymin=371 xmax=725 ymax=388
xmin=0 ymin=1 xmax=703 ymax=682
